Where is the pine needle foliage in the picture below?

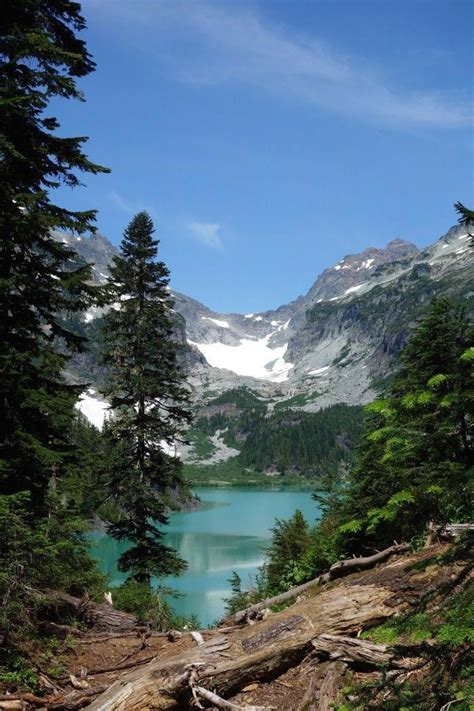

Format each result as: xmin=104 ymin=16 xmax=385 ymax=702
xmin=0 ymin=0 xmax=109 ymax=514
xmin=102 ymin=212 xmax=192 ymax=585
xmin=338 ymin=297 xmax=473 ymax=551
xmin=0 ymin=0 xmax=109 ymax=640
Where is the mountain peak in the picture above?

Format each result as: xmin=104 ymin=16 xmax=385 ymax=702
xmin=385 ymin=238 xmax=418 ymax=253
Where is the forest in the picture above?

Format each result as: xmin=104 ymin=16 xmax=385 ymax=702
xmin=0 ymin=1 xmax=472 ymax=710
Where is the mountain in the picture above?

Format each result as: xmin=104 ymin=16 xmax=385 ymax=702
xmin=57 ymin=221 xmax=472 ymax=477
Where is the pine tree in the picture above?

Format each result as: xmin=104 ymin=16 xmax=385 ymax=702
xmin=102 ymin=212 xmax=192 ymax=585
xmin=0 ymin=1 xmax=108 ymax=514
xmin=0 ymin=1 xmax=109 ymax=638
xmin=339 ymin=298 xmax=473 ymax=550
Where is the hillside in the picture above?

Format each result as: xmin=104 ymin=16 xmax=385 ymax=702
xmin=58 ymin=221 xmax=472 ymax=480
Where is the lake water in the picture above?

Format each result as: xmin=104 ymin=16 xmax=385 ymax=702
xmin=90 ymin=488 xmax=319 ymax=626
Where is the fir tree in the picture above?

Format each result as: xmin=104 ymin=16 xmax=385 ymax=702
xmin=0 ymin=0 xmax=109 ymax=515
xmin=102 ymin=212 xmax=192 ymax=585
xmin=339 ymin=297 xmax=473 ymax=550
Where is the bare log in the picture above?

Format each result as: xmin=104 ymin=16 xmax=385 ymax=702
xmin=441 ymin=523 xmax=474 ymax=538
xmin=227 ymin=543 xmax=410 ymax=625
xmin=39 ymin=590 xmax=138 ymax=633
xmin=86 ymin=546 xmax=461 ymax=711
xmin=318 ymin=661 xmax=348 ymax=711
xmin=311 ymin=634 xmax=423 ymax=669
xmin=327 ymin=543 xmax=410 ymax=579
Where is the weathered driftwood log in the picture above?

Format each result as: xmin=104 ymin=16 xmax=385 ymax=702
xmin=42 ymin=590 xmax=138 ymax=632
xmin=87 ymin=547 xmax=441 ymax=711
xmin=228 ymin=543 xmax=410 ymax=625
xmin=327 ymin=543 xmax=410 ymax=579
xmin=318 ymin=660 xmax=348 ymax=711
xmin=441 ymin=523 xmax=474 ymax=538
xmin=311 ymin=634 xmax=421 ymax=669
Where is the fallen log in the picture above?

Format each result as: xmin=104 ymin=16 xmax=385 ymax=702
xmin=311 ymin=634 xmax=421 ymax=669
xmin=441 ymin=523 xmax=474 ymax=538
xmin=318 ymin=660 xmax=348 ymax=711
xmin=227 ymin=543 xmax=410 ymax=625
xmin=35 ymin=590 xmax=138 ymax=633
xmin=327 ymin=543 xmax=410 ymax=579
xmin=87 ymin=547 xmax=448 ymax=711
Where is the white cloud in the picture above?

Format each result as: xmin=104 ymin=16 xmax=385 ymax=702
xmin=186 ymin=221 xmax=223 ymax=249
xmin=86 ymin=0 xmax=472 ymax=129
xmin=109 ymin=190 xmax=156 ymax=217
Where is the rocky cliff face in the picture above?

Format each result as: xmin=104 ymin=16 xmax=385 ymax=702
xmin=57 ymin=221 xmax=472 ymax=416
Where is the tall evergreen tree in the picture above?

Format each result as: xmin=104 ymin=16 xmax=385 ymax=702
xmin=0 ymin=1 xmax=108 ymax=514
xmin=338 ymin=297 xmax=473 ymax=550
xmin=102 ymin=212 xmax=192 ymax=585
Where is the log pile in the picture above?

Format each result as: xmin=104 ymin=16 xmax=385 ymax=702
xmin=2 ymin=541 xmax=470 ymax=710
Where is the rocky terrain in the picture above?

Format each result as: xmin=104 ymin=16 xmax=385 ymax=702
xmin=58 ymin=221 xmax=472 ymax=470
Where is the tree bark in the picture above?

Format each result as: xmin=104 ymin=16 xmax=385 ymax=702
xmin=41 ymin=591 xmax=138 ymax=632
xmin=87 ymin=545 xmax=437 ymax=711
xmin=318 ymin=661 xmax=348 ymax=711
xmin=311 ymin=634 xmax=420 ymax=669
xmin=227 ymin=543 xmax=410 ymax=625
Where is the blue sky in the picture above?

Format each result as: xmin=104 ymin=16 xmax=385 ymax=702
xmin=55 ymin=0 xmax=473 ymax=313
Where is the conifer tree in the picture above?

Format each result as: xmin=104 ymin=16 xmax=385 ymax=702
xmin=102 ymin=212 xmax=192 ymax=585
xmin=0 ymin=1 xmax=109 ymax=637
xmin=0 ymin=1 xmax=108 ymax=514
xmin=339 ymin=297 xmax=473 ymax=550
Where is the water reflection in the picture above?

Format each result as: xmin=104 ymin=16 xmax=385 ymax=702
xmin=90 ymin=488 xmax=319 ymax=626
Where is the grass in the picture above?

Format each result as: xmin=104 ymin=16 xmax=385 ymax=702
xmin=184 ymin=458 xmax=317 ymax=489
xmin=274 ymin=391 xmax=320 ymax=411
xmin=186 ymin=427 xmax=216 ymax=459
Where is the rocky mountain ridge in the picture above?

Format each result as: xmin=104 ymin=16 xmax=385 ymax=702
xmin=60 ymin=221 xmax=472 ymax=418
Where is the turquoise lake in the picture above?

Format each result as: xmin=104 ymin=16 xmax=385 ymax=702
xmin=90 ymin=488 xmax=320 ymax=626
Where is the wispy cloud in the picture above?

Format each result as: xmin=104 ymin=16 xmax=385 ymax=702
xmin=109 ymin=190 xmax=156 ymax=217
xmin=86 ymin=0 xmax=472 ymax=129
xmin=186 ymin=221 xmax=223 ymax=249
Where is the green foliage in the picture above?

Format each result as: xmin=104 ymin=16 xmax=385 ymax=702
xmin=101 ymin=212 xmax=192 ymax=585
xmin=0 ymin=492 xmax=106 ymax=640
xmin=264 ymin=510 xmax=313 ymax=593
xmin=336 ymin=297 xmax=473 ymax=551
xmin=238 ymin=404 xmax=364 ymax=478
xmin=192 ymin=389 xmax=363 ymax=481
xmin=112 ymin=580 xmax=199 ymax=631
xmin=0 ymin=653 xmax=39 ymax=693
xmin=186 ymin=428 xmax=216 ymax=459
xmin=184 ymin=459 xmax=315 ymax=489
xmin=223 ymin=570 xmax=266 ymax=617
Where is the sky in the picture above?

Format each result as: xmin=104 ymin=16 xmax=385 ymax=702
xmin=54 ymin=0 xmax=473 ymax=313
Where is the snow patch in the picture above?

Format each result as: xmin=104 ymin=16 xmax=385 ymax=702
xmin=363 ymin=258 xmax=375 ymax=269
xmin=189 ymin=333 xmax=293 ymax=382
xmin=345 ymin=283 xmax=366 ymax=295
xmin=201 ymin=316 xmax=230 ymax=329
xmin=308 ymin=366 xmax=330 ymax=376
xmin=334 ymin=265 xmax=341 ymax=271
xmin=244 ymin=314 xmax=254 ymax=319
xmin=253 ymin=316 xmax=263 ymax=322
xmin=160 ymin=440 xmax=179 ymax=458
xmin=458 ymin=233 xmax=469 ymax=240
xmin=75 ymin=389 xmax=108 ymax=430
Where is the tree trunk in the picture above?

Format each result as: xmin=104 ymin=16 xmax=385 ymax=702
xmin=227 ymin=543 xmax=410 ymax=625
xmin=87 ymin=545 xmax=445 ymax=711
xmin=41 ymin=590 xmax=138 ymax=632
